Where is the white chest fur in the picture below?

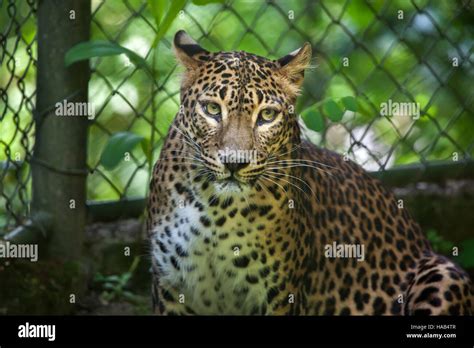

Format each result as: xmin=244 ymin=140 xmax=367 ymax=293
xmin=152 ymin=193 xmax=272 ymax=315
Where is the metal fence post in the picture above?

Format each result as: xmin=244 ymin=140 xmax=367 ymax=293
xmin=32 ymin=0 xmax=91 ymax=260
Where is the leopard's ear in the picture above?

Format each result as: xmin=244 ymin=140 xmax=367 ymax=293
xmin=276 ymin=42 xmax=312 ymax=92
xmin=173 ymin=30 xmax=209 ymax=70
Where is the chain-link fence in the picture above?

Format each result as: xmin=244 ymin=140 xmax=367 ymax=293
xmin=1 ymin=0 xmax=473 ymax=232
xmin=0 ymin=0 xmax=36 ymax=231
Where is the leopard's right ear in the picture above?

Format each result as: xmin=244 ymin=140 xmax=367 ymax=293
xmin=173 ymin=30 xmax=209 ymax=70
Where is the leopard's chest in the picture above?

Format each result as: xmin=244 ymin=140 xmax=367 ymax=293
xmin=151 ymin=193 xmax=275 ymax=315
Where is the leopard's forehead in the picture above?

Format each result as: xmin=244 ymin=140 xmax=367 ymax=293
xmin=204 ymin=50 xmax=277 ymax=71
xmin=193 ymin=50 xmax=286 ymax=105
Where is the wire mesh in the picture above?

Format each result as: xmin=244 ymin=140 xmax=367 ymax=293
xmin=0 ymin=0 xmax=36 ymax=231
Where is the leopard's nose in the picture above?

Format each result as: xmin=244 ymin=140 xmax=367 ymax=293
xmin=224 ymin=161 xmax=250 ymax=174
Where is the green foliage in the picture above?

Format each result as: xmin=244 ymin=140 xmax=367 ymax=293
xmin=150 ymin=0 xmax=188 ymax=47
xmin=99 ymin=132 xmax=146 ymax=170
xmin=324 ymin=100 xmax=344 ymax=122
xmin=301 ymin=108 xmax=324 ymax=132
xmin=65 ymin=41 xmax=151 ymax=75
xmin=427 ymin=229 xmax=474 ymax=269
xmin=426 ymin=229 xmax=454 ymax=255
xmin=341 ymin=96 xmax=358 ymax=112
xmin=94 ymin=257 xmax=142 ymax=304
xmin=65 ymin=0 xmax=188 ymax=74
xmin=301 ymin=96 xmax=358 ymax=132
xmin=147 ymin=0 xmax=168 ymax=27
xmin=65 ymin=0 xmax=190 ymax=174
xmin=459 ymin=239 xmax=474 ymax=268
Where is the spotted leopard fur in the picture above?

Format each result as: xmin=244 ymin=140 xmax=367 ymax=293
xmin=146 ymin=30 xmax=474 ymax=315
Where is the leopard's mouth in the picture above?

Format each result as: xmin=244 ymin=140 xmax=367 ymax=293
xmin=220 ymin=174 xmax=246 ymax=187
xmin=223 ymin=172 xmax=260 ymax=187
xmin=213 ymin=177 xmax=245 ymax=193
xmin=207 ymin=166 xmax=261 ymax=191
xmin=211 ymin=172 xmax=259 ymax=194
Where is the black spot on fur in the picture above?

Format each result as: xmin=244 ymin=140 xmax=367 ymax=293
xmin=233 ymin=255 xmax=250 ymax=268
xmin=200 ymin=215 xmax=211 ymax=227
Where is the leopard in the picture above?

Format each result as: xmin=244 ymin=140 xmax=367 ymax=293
xmin=146 ymin=30 xmax=474 ymax=315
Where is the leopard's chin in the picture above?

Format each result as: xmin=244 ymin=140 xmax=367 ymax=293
xmin=212 ymin=176 xmax=253 ymax=194
xmin=212 ymin=181 xmax=242 ymax=194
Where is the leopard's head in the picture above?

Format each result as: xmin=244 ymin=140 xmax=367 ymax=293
xmin=173 ymin=30 xmax=311 ymax=191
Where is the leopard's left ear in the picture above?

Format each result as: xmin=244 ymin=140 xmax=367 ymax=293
xmin=276 ymin=42 xmax=312 ymax=91
xmin=173 ymin=30 xmax=209 ymax=70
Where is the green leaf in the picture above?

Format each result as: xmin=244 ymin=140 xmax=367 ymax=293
xmin=120 ymin=273 xmax=132 ymax=285
xmin=20 ymin=19 xmax=36 ymax=45
xmin=323 ymin=100 xmax=344 ymax=122
xmin=302 ymin=108 xmax=325 ymax=132
xmin=148 ymin=0 xmax=168 ymax=27
xmin=104 ymin=275 xmax=121 ymax=283
xmin=341 ymin=96 xmax=358 ymax=112
xmin=99 ymin=132 xmax=145 ymax=170
xmin=65 ymin=41 xmax=151 ymax=75
xmin=152 ymin=0 xmax=188 ymax=47
xmin=140 ymin=137 xmax=153 ymax=165
xmin=103 ymin=283 xmax=116 ymax=290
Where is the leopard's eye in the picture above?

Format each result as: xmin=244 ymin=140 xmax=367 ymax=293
xmin=258 ymin=108 xmax=277 ymax=124
xmin=204 ymin=102 xmax=221 ymax=117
